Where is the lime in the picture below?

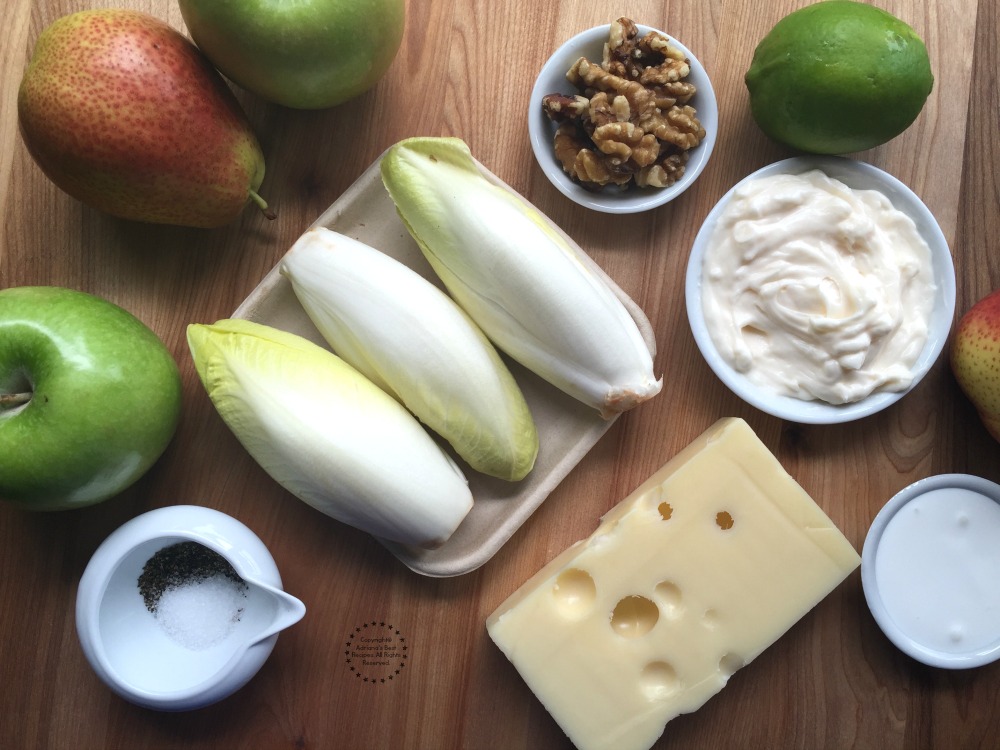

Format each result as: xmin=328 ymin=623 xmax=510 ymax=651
xmin=745 ymin=0 xmax=933 ymax=154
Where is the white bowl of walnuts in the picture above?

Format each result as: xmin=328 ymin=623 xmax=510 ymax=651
xmin=529 ymin=19 xmax=718 ymax=214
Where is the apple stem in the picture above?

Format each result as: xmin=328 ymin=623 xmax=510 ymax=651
xmin=0 ymin=392 xmax=31 ymax=410
xmin=250 ymin=190 xmax=277 ymax=221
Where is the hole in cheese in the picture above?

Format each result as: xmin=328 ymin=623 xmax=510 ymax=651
xmin=552 ymin=568 xmax=596 ymax=618
xmin=654 ymin=581 xmax=683 ymax=619
xmin=658 ymin=501 xmax=673 ymax=520
xmin=719 ymin=652 xmax=744 ymax=678
xmin=702 ymin=608 xmax=720 ymax=629
xmin=611 ymin=595 xmax=659 ymax=638
xmin=640 ymin=660 xmax=679 ymax=700
xmin=716 ymin=511 xmax=734 ymax=530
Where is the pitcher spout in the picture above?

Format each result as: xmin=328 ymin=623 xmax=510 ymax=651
xmin=243 ymin=579 xmax=307 ymax=645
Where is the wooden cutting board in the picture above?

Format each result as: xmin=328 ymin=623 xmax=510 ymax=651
xmin=1 ymin=0 xmax=997 ymax=748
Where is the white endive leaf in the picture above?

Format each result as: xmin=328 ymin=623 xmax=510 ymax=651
xmin=187 ymin=319 xmax=473 ymax=549
xmin=280 ymin=227 xmax=538 ymax=481
xmin=380 ymin=136 xmax=662 ymax=418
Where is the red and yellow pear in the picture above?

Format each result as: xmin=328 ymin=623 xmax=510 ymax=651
xmin=952 ymin=288 xmax=1000 ymax=442
xmin=17 ymin=9 xmax=272 ymax=228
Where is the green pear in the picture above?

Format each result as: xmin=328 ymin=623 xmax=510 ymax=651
xmin=17 ymin=9 xmax=273 ymax=228
xmin=952 ymin=287 xmax=1000 ymax=442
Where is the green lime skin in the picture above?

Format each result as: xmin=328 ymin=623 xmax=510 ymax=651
xmin=745 ymin=0 xmax=934 ymax=154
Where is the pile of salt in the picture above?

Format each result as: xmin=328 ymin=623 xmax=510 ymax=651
xmin=155 ymin=575 xmax=248 ymax=650
xmin=138 ymin=541 xmax=248 ymax=651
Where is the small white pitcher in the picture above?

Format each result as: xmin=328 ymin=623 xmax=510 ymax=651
xmin=76 ymin=504 xmax=306 ymax=711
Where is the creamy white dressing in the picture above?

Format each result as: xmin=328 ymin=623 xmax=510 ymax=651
xmin=701 ymin=169 xmax=935 ymax=405
xmin=875 ymin=487 xmax=1000 ymax=655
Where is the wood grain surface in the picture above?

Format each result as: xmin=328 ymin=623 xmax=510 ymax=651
xmin=2 ymin=0 xmax=999 ymax=748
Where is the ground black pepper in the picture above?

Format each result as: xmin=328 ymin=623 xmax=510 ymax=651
xmin=138 ymin=541 xmax=247 ymax=613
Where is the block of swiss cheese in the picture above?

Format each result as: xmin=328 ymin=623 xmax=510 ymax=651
xmin=487 ymin=417 xmax=860 ymax=750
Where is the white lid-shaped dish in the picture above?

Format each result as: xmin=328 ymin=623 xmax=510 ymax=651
xmin=76 ymin=505 xmax=306 ymax=710
xmin=862 ymin=474 xmax=1000 ymax=669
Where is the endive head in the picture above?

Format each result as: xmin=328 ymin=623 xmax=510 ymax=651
xmin=186 ymin=319 xmax=473 ymax=549
xmin=381 ymin=136 xmax=662 ymax=419
xmin=279 ymin=228 xmax=539 ymax=482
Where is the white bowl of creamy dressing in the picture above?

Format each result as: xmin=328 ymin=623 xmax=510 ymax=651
xmin=862 ymin=474 xmax=1000 ymax=669
xmin=685 ymin=156 xmax=955 ymax=424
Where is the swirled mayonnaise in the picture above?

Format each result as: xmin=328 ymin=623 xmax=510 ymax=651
xmin=701 ymin=169 xmax=936 ymax=405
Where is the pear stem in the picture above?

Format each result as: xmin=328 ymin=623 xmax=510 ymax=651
xmin=250 ymin=190 xmax=277 ymax=221
xmin=0 ymin=392 xmax=31 ymax=410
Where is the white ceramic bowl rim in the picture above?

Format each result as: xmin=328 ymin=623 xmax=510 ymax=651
xmin=861 ymin=474 xmax=1000 ymax=669
xmin=528 ymin=23 xmax=718 ymax=214
xmin=685 ymin=155 xmax=956 ymax=424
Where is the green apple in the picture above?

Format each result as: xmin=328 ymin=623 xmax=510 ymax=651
xmin=178 ymin=0 xmax=405 ymax=109
xmin=0 ymin=287 xmax=182 ymax=510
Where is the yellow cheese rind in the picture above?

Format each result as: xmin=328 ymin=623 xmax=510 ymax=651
xmin=486 ymin=417 xmax=860 ymax=750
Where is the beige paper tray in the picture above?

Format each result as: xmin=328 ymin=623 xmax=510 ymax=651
xmin=233 ymin=149 xmax=656 ymax=577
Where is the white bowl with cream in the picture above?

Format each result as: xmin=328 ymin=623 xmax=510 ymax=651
xmin=529 ymin=23 xmax=717 ymax=214
xmin=685 ymin=156 xmax=955 ymax=424
xmin=862 ymin=474 xmax=1000 ymax=669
